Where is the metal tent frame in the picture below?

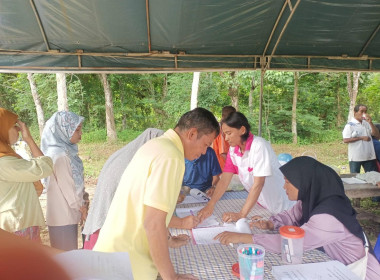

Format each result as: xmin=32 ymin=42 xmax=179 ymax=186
xmin=0 ymin=0 xmax=379 ymax=73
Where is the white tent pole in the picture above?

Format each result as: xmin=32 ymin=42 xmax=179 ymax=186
xmin=258 ymin=69 xmax=264 ymax=137
xmin=190 ymin=72 xmax=200 ymax=110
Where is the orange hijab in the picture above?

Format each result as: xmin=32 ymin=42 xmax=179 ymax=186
xmin=0 ymin=108 xmax=43 ymax=196
xmin=0 ymin=108 xmax=20 ymax=159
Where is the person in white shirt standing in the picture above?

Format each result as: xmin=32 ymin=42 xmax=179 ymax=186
xmin=343 ymin=104 xmax=380 ymax=173
xmin=41 ymin=111 xmax=87 ymax=251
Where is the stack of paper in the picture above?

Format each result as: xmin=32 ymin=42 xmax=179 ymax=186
xmin=272 ymin=260 xmax=361 ymax=280
xmin=179 ymin=195 xmax=202 ymax=205
xmin=54 ymin=250 xmax=133 ymax=280
xmin=341 ymin=177 xmax=366 ymax=184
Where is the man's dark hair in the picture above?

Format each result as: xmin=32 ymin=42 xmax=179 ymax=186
xmin=354 ymin=104 xmax=367 ymax=113
xmin=222 ymin=112 xmax=251 ymax=141
xmin=175 ymin=108 xmax=219 ymax=138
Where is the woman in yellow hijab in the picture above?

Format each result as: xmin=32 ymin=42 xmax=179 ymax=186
xmin=0 ymin=108 xmax=53 ymax=241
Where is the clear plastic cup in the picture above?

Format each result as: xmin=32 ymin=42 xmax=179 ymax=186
xmin=237 ymin=244 xmax=265 ymax=280
xmin=279 ymin=226 xmax=305 ymax=265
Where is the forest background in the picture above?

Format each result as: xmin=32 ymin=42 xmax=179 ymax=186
xmin=1 ymin=70 xmax=380 ymax=244
xmin=1 ymin=70 xmax=380 ymax=173
xmin=2 ymin=71 xmax=380 ymax=142
xmin=2 ymin=70 xmax=380 ymax=173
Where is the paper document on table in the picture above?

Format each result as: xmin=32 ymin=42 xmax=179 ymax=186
xmin=54 ymin=250 xmax=133 ymax=280
xmin=176 ymin=206 xmax=219 ymax=228
xmin=176 ymin=206 xmax=204 ymax=218
xmin=197 ymin=216 xmax=219 ymax=228
xmin=272 ymin=260 xmax=361 ymax=280
xmin=179 ymin=195 xmax=202 ymax=204
xmin=192 ymin=224 xmax=237 ymax=245
xmin=341 ymin=177 xmax=366 ymax=184
xmin=192 ymin=218 xmax=252 ymax=245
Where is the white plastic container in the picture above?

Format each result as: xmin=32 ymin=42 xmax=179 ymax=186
xmin=279 ymin=226 xmax=305 ymax=265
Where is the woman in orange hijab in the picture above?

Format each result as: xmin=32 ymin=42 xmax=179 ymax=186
xmin=0 ymin=108 xmax=53 ymax=241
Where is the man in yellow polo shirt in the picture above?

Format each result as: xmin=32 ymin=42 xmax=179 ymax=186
xmin=94 ymin=108 xmax=219 ymax=280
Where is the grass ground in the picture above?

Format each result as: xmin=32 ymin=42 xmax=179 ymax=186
xmin=39 ymin=138 xmax=380 ymax=247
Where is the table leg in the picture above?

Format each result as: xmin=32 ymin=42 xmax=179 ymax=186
xmin=352 ymin=198 xmax=361 ymax=208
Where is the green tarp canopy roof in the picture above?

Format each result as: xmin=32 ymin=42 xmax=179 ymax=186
xmin=1 ymin=0 xmax=380 ymax=73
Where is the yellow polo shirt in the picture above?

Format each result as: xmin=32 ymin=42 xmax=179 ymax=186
xmin=94 ymin=129 xmax=184 ymax=279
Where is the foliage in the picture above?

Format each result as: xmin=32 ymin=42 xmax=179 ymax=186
xmin=81 ymin=128 xmax=143 ymax=143
xmin=360 ymin=73 xmax=380 ymax=122
xmin=81 ymin=129 xmax=107 ymax=143
xmin=1 ymin=70 xmax=379 ymax=144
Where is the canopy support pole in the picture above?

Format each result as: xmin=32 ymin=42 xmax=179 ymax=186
xmin=262 ymin=1 xmax=288 ymax=56
xmin=258 ymin=68 xmax=265 ymax=137
xmin=286 ymin=0 xmax=293 ymax=11
xmin=29 ymin=0 xmax=50 ymax=51
xmin=145 ymin=0 xmax=152 ymax=52
xmin=266 ymin=0 xmax=301 ymax=70
xmin=359 ymin=23 xmax=380 ymax=57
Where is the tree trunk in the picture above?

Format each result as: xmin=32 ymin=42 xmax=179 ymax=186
xmin=228 ymin=71 xmax=239 ymax=110
xmin=347 ymin=72 xmax=361 ymax=122
xmin=99 ymin=74 xmax=117 ymax=141
xmin=118 ymin=79 xmax=127 ymax=130
xmin=258 ymin=70 xmax=264 ymax=137
xmin=27 ymin=73 xmax=45 ymax=137
xmin=292 ymin=72 xmax=299 ymax=144
xmin=337 ymin=79 xmax=343 ymax=127
xmin=249 ymin=74 xmax=256 ymax=114
xmin=191 ymin=72 xmax=200 ymax=110
xmin=120 ymin=91 xmax=127 ymax=130
xmin=163 ymin=74 xmax=168 ymax=98
xmin=56 ymin=73 xmax=68 ymax=111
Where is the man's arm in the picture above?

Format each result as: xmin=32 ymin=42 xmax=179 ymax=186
xmin=211 ymin=175 xmax=220 ymax=186
xmin=205 ymin=175 xmax=221 ymax=197
xmin=144 ymin=206 xmax=176 ymax=280
xmin=169 ymin=216 xmax=199 ymax=230
xmin=343 ymin=136 xmax=371 ymax=143
xmin=366 ymin=115 xmax=380 ymax=139
xmin=342 ymin=123 xmax=371 ymax=143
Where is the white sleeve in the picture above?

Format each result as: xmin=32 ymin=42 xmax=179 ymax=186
xmin=342 ymin=124 xmax=352 ymax=138
xmin=250 ymin=140 xmax=272 ymax=177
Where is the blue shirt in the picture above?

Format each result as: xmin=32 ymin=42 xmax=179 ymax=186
xmin=182 ymin=147 xmax=222 ymax=192
xmin=373 ymin=139 xmax=380 ymax=162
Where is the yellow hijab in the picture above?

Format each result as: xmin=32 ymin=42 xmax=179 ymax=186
xmin=0 ymin=108 xmax=43 ymax=196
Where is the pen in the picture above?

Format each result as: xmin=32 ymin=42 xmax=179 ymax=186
xmin=190 ymin=210 xmax=195 ymax=216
